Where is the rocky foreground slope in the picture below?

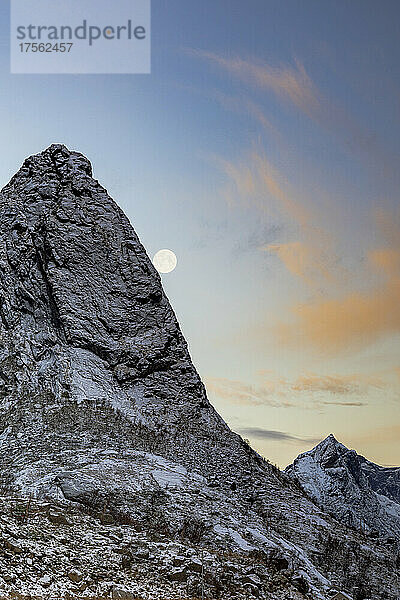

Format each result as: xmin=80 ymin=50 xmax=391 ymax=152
xmin=286 ymin=434 xmax=400 ymax=540
xmin=0 ymin=145 xmax=398 ymax=599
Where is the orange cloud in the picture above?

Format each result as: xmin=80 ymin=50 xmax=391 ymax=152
xmin=214 ymin=150 xmax=324 ymax=249
xmin=292 ymin=373 xmax=385 ymax=394
xmin=369 ymin=248 xmax=400 ymax=276
xmin=206 ymin=371 xmax=383 ymax=411
xmin=196 ymin=47 xmax=400 ymax=355
xmin=216 ymin=155 xmax=257 ymax=202
xmin=216 ymin=150 xmax=322 ymax=233
xmin=251 ymin=152 xmax=312 ymax=230
xmin=191 ymin=51 xmax=320 ymax=116
xmin=266 ymin=242 xmax=334 ymax=285
xmin=278 ymin=280 xmax=400 ymax=352
xmin=204 ymin=376 xmax=295 ymax=408
xmin=191 ymin=50 xmax=395 ymax=174
xmin=212 ymin=91 xmax=281 ymax=139
xmin=215 ymin=150 xmax=341 ymax=288
xmin=277 ymin=234 xmax=400 ymax=352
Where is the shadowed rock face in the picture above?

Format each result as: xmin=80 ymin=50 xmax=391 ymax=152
xmin=286 ymin=434 xmax=400 ymax=538
xmin=0 ymin=145 xmax=398 ymax=599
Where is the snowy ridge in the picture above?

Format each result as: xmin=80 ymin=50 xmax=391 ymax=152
xmin=286 ymin=434 xmax=400 ymax=538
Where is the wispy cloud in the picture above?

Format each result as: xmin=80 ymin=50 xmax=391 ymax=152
xmin=190 ymin=51 xmax=320 ymax=116
xmin=291 ymin=373 xmax=385 ymax=395
xmin=204 ymin=376 xmax=294 ymax=408
xmin=266 ymin=241 xmax=335 ymax=286
xmin=215 ymin=149 xmax=342 ymax=288
xmin=321 ymin=400 xmax=366 ymax=407
xmin=233 ymin=222 xmax=282 ymax=255
xmin=190 ymin=50 xmax=397 ymax=173
xmin=174 ymin=81 xmax=286 ymax=147
xmin=277 ymin=284 xmax=400 ymax=352
xmin=211 ymin=90 xmax=282 ymax=140
xmin=206 ymin=371 xmax=381 ymax=411
xmin=237 ymin=427 xmax=320 ymax=445
xmin=276 ymin=214 xmax=400 ymax=352
xmin=249 ymin=151 xmax=313 ymax=229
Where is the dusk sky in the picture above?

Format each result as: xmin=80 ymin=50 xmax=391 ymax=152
xmin=1 ymin=0 xmax=399 ymax=467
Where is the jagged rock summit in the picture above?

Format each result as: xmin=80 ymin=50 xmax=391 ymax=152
xmin=286 ymin=434 xmax=400 ymax=539
xmin=0 ymin=145 xmax=398 ymax=599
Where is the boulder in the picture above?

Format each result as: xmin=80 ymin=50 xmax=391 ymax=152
xmin=48 ymin=511 xmax=71 ymax=526
xmin=5 ymin=539 xmax=22 ymax=554
xmin=112 ymin=586 xmax=137 ymax=600
xmin=168 ymin=568 xmax=188 ymax=582
xmin=67 ymin=570 xmax=83 ymax=583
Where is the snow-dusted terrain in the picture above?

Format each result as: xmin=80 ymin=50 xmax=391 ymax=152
xmin=286 ymin=434 xmax=400 ymax=539
xmin=0 ymin=145 xmax=398 ymax=599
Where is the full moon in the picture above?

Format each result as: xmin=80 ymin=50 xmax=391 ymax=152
xmin=152 ymin=249 xmax=177 ymax=274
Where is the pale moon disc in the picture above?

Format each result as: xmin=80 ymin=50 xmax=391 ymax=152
xmin=152 ymin=249 xmax=177 ymax=274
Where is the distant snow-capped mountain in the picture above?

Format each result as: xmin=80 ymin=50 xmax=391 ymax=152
xmin=286 ymin=434 xmax=400 ymax=539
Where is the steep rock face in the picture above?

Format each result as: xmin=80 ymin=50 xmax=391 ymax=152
xmin=0 ymin=144 xmax=226 ymax=493
xmin=0 ymin=145 xmax=398 ymax=599
xmin=286 ymin=434 xmax=400 ymax=538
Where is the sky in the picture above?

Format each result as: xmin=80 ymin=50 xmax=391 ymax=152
xmin=0 ymin=0 xmax=399 ymax=467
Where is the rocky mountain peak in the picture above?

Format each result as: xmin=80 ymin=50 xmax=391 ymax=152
xmin=322 ymin=433 xmax=339 ymax=445
xmin=286 ymin=436 xmax=400 ymax=540
xmin=309 ymin=433 xmax=343 ymax=452
xmin=2 ymin=143 xmax=197 ymax=393
xmin=307 ymin=434 xmax=349 ymax=467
